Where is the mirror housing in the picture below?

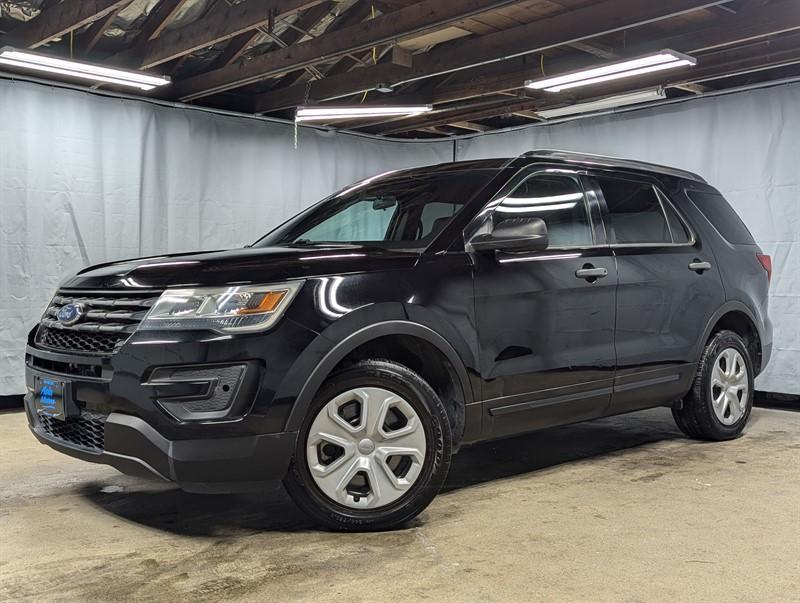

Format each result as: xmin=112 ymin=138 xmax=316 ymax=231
xmin=467 ymin=216 xmax=549 ymax=253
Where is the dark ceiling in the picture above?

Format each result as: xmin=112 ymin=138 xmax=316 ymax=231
xmin=1 ymin=0 xmax=799 ymax=137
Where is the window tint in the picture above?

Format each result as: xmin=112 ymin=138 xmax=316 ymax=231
xmin=300 ymin=199 xmax=396 ymax=242
xmin=497 ymin=175 xmax=592 ymax=247
xmin=257 ymin=170 xmax=496 ymax=249
xmin=662 ymin=197 xmax=692 ymax=244
xmin=598 ymin=178 xmax=671 ymax=244
xmin=688 ymin=190 xmax=756 ymax=245
xmin=419 ymin=202 xmax=459 ymax=239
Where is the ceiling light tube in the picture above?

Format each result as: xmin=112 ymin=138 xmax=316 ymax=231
xmin=536 ymin=89 xmax=666 ymax=119
xmin=526 ymin=50 xmax=695 ymax=93
xmin=544 ymin=60 xmax=695 ymax=92
xmin=0 ymin=47 xmax=170 ymax=91
xmin=296 ymin=105 xmax=433 ymax=122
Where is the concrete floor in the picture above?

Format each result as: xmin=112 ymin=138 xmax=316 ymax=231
xmin=1 ymin=407 xmax=799 ymax=602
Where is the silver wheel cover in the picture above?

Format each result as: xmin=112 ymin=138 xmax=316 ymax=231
xmin=710 ymin=347 xmax=749 ymax=426
xmin=306 ymin=387 xmax=427 ymax=509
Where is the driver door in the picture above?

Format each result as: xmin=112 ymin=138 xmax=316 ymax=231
xmin=471 ymin=168 xmax=618 ymax=439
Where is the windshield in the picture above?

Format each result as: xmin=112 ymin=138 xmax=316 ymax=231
xmin=255 ymin=169 xmax=498 ymax=249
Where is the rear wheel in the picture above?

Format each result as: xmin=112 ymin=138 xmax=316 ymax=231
xmin=284 ymin=360 xmax=452 ymax=531
xmin=673 ymin=330 xmax=754 ymax=441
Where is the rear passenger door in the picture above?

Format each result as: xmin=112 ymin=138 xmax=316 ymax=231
xmin=590 ymin=174 xmax=726 ymax=413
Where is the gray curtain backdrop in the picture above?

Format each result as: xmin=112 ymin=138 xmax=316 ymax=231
xmin=1 ymin=77 xmax=797 ymax=395
xmin=455 ymin=82 xmax=800 ymax=395
xmin=0 ymin=79 xmax=453 ymax=395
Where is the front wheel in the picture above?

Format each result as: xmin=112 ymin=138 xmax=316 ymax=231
xmin=673 ymin=330 xmax=754 ymax=441
xmin=284 ymin=360 xmax=452 ymax=531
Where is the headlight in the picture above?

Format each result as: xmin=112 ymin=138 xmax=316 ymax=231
xmin=139 ymin=282 xmax=303 ymax=333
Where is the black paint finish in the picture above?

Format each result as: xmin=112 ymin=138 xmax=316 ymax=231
xmin=23 ymin=154 xmax=773 ymax=491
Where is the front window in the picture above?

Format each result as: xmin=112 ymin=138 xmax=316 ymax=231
xmin=256 ymin=169 xmax=498 ymax=249
xmin=496 ymin=174 xmax=593 ymax=248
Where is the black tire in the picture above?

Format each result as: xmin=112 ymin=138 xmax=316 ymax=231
xmin=284 ymin=359 xmax=452 ymax=531
xmin=672 ymin=330 xmax=754 ymax=441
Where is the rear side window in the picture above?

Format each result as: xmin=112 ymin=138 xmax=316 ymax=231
xmin=497 ymin=174 xmax=593 ymax=247
xmin=687 ymin=190 xmax=756 ymax=245
xmin=597 ymin=178 xmax=671 ymax=244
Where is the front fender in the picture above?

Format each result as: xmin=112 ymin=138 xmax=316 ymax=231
xmin=274 ymin=304 xmax=474 ymax=433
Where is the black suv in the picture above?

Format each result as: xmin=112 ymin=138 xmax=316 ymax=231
xmin=25 ymin=150 xmax=772 ymax=531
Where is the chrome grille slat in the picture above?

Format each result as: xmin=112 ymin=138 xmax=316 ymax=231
xmin=36 ymin=289 xmax=161 ymax=355
xmin=40 ymin=319 xmax=137 ymax=334
xmin=53 ymin=295 xmax=156 ymax=309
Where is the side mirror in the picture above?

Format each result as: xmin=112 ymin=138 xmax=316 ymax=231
xmin=467 ymin=216 xmax=549 ymax=253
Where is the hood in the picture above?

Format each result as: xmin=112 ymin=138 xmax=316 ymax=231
xmin=60 ymin=245 xmax=420 ymax=290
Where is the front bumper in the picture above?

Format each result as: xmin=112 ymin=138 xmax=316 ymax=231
xmin=22 ymin=317 xmax=320 ymax=492
xmin=25 ymin=394 xmax=297 ymax=493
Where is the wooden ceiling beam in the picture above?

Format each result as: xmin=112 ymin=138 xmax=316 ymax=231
xmin=376 ymin=97 xmax=542 ymax=135
xmin=113 ymin=0 xmax=326 ymax=68
xmin=386 ymin=0 xmax=800 ymax=107
xmin=267 ymin=1 xmax=374 ymax=91
xmin=568 ymin=41 xmax=618 ymax=60
xmin=450 ymin=121 xmax=490 ymax=132
xmin=375 ymin=35 xmax=800 ymax=134
xmin=210 ymin=1 xmax=334 ymax=72
xmin=210 ymin=30 xmax=261 ymax=69
xmin=171 ymin=0 xmax=527 ymax=101
xmin=512 ymin=110 xmax=546 ymax=121
xmin=706 ymin=4 xmax=738 ymax=16
xmin=136 ymin=0 xmax=192 ymax=43
xmin=618 ymin=0 xmax=800 ymax=53
xmin=76 ymin=2 xmax=130 ymax=55
xmin=1 ymin=0 xmax=131 ymax=48
xmin=251 ymin=0 xmax=733 ymax=113
xmin=672 ymin=82 xmax=711 ymax=94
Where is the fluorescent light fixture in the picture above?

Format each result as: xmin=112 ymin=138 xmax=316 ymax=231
xmin=526 ymin=50 xmax=695 ymax=93
xmin=296 ymin=105 xmax=433 ymax=122
xmin=536 ymin=89 xmax=666 ymax=119
xmin=0 ymin=47 xmax=170 ymax=91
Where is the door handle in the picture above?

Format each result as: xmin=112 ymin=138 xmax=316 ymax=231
xmin=688 ymin=260 xmax=712 ymax=273
xmin=575 ymin=265 xmax=608 ymax=281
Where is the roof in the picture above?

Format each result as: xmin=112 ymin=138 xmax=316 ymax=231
xmin=521 ymin=150 xmax=707 ymax=183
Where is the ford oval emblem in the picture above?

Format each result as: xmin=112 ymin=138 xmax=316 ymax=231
xmin=56 ymin=303 xmax=86 ymax=326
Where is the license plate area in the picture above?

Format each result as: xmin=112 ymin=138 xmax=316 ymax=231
xmin=34 ymin=375 xmax=70 ymax=421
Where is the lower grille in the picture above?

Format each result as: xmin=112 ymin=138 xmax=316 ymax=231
xmin=27 ymin=354 xmax=104 ymax=379
xmin=37 ymin=326 xmax=128 ymax=355
xmin=38 ymin=411 xmax=107 ymax=452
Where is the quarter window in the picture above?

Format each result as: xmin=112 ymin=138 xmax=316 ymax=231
xmin=497 ymin=175 xmax=593 ymax=248
xmin=662 ymin=196 xmax=692 ymax=244
xmin=687 ymin=190 xmax=756 ymax=245
xmin=598 ymin=178 xmax=671 ymax=245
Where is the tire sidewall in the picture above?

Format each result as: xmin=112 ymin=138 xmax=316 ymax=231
xmin=285 ymin=360 xmax=451 ymax=531
xmin=701 ymin=331 xmax=754 ymax=437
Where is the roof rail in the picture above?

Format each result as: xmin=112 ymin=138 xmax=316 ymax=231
xmin=519 ymin=149 xmax=707 ymax=184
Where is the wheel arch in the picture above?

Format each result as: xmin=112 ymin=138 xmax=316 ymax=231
xmin=697 ymin=302 xmax=763 ymax=374
xmin=284 ymin=321 xmax=475 ymax=442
